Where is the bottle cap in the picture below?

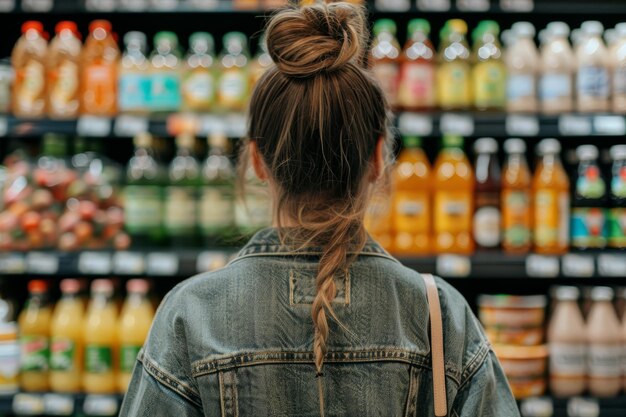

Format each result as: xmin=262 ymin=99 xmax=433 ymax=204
xmin=442 ymin=134 xmax=464 ymax=148
xmin=537 ymin=138 xmax=561 ymax=155
xmin=89 ymin=20 xmax=112 ymax=33
xmin=408 ymin=19 xmax=430 ymax=36
xmin=576 ymin=145 xmax=599 ymax=161
xmin=590 ymin=286 xmax=614 ymax=301
xmin=402 ymin=136 xmax=422 ymax=148
xmin=126 ymin=279 xmax=150 ymax=294
xmin=154 ymin=31 xmax=178 ymax=49
xmin=134 ymin=132 xmax=153 ymax=148
xmin=571 ymin=29 xmax=585 ymax=47
xmin=190 ymin=32 xmax=214 ymax=53
xmin=373 ymin=19 xmax=397 ymax=36
xmin=547 ymin=22 xmax=570 ymax=38
xmin=503 ymin=138 xmax=526 ymax=154
xmin=446 ymin=19 xmax=468 ymax=35
xmin=581 ymin=21 xmax=604 ymax=36
xmin=610 ymin=144 xmax=626 ymax=160
xmin=209 ymin=132 xmax=229 ymax=149
xmin=28 ymin=280 xmax=48 ymax=294
xmin=176 ymin=132 xmax=195 ymax=149
xmin=223 ymin=32 xmax=248 ymax=51
xmin=124 ymin=31 xmax=147 ymax=48
xmin=474 ymin=137 xmax=498 ymax=154
xmin=511 ymin=22 xmax=536 ymax=38
xmin=22 ymin=21 xmax=44 ymax=34
xmin=60 ymin=279 xmax=81 ymax=295
xmin=91 ymin=279 xmax=114 ymax=294
xmin=616 ymin=23 xmax=626 ymax=37
xmin=554 ymin=286 xmax=580 ymax=301
xmin=478 ymin=20 xmax=500 ymax=36
xmin=55 ymin=21 xmax=78 ymax=35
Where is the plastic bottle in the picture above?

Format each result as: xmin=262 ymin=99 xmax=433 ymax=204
xmin=83 ymin=279 xmax=117 ymax=394
xmin=471 ymin=21 xmax=506 ymax=111
xmin=235 ymin=165 xmax=272 ymax=237
xmin=398 ymin=19 xmax=436 ymax=111
xmin=608 ymin=145 xmax=626 ymax=249
xmin=473 ymin=137 xmax=501 ymax=249
xmin=370 ymin=19 xmax=401 ymax=109
xmin=47 ymin=21 xmax=81 ymax=119
xmin=540 ymin=22 xmax=575 ymax=114
xmin=50 ymin=279 xmax=84 ymax=393
xmin=250 ymin=35 xmax=273 ymax=87
xmin=437 ymin=19 xmax=472 ymax=110
xmin=118 ymin=31 xmax=150 ymax=114
xmin=502 ymin=138 xmax=532 ymax=253
xmin=576 ymin=21 xmax=610 ymax=113
xmin=149 ymin=32 xmax=182 ymax=113
xmin=118 ymin=279 xmax=154 ymax=393
xmin=612 ymin=23 xmax=626 ymax=113
xmin=392 ymin=136 xmax=431 ymax=255
xmin=433 ymin=135 xmax=475 ymax=254
xmin=11 ymin=21 xmax=47 ymax=118
xmin=532 ymin=139 xmax=570 ymax=255
xmin=548 ymin=286 xmax=586 ymax=397
xmin=587 ymin=286 xmax=622 ymax=398
xmin=506 ymin=22 xmax=539 ymax=113
xmin=571 ymin=145 xmax=608 ymax=250
xmin=217 ymin=32 xmax=250 ymax=112
xmin=182 ymin=32 xmax=216 ymax=112
xmin=0 ymin=321 xmax=19 ymax=394
xmin=81 ymin=20 xmax=119 ymax=116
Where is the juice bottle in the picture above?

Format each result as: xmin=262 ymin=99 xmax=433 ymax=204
xmin=608 ymin=145 xmax=626 ymax=249
xmin=49 ymin=279 xmax=84 ymax=393
xmin=364 ymin=189 xmax=393 ymax=251
xmin=149 ymin=32 xmax=182 ymax=114
xmin=83 ymin=279 xmax=117 ymax=394
xmin=392 ymin=136 xmax=431 ymax=255
xmin=47 ymin=21 xmax=81 ymax=119
xmin=18 ymin=280 xmax=51 ymax=392
xmin=81 ymin=20 xmax=119 ymax=116
xmin=250 ymin=35 xmax=273 ymax=87
xmin=532 ymin=138 xmax=570 ymax=255
xmin=437 ymin=19 xmax=472 ymax=111
xmin=576 ymin=21 xmax=610 ymax=113
xmin=506 ymin=22 xmax=539 ymax=113
xmin=502 ymin=138 xmax=532 ymax=253
xmin=571 ymin=145 xmax=608 ymax=250
xmin=118 ymin=279 xmax=154 ymax=393
xmin=471 ymin=21 xmax=506 ymax=111
xmin=540 ymin=22 xmax=575 ymax=114
xmin=182 ymin=32 xmax=216 ymax=112
xmin=217 ymin=32 xmax=250 ymax=112
xmin=473 ymin=137 xmax=501 ymax=250
xmin=118 ymin=31 xmax=149 ymax=114
xmin=370 ymin=19 xmax=401 ymax=109
xmin=612 ymin=23 xmax=626 ymax=113
xmin=398 ymin=19 xmax=436 ymax=111
xmin=433 ymin=135 xmax=475 ymax=254
xmin=11 ymin=21 xmax=47 ymax=118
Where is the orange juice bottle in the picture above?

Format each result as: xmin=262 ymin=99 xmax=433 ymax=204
xmin=392 ymin=136 xmax=431 ymax=255
xmin=81 ymin=20 xmax=119 ymax=116
xmin=18 ymin=280 xmax=52 ymax=392
xmin=502 ymin=138 xmax=532 ymax=253
xmin=365 ymin=184 xmax=393 ymax=251
xmin=83 ymin=279 xmax=117 ymax=394
xmin=50 ymin=279 xmax=84 ymax=393
xmin=433 ymin=135 xmax=475 ymax=254
xmin=47 ymin=21 xmax=82 ymax=119
xmin=117 ymin=279 xmax=154 ymax=393
xmin=533 ymin=138 xmax=570 ymax=254
xmin=11 ymin=21 xmax=48 ymax=118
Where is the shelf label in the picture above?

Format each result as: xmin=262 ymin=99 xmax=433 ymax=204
xmin=13 ymin=393 xmax=45 ymax=415
xmin=0 ymin=253 xmax=26 ymax=274
xmin=597 ymin=254 xmax=626 ymax=277
xmin=146 ymin=252 xmax=179 ymax=276
xmin=112 ymin=252 xmax=145 ymax=275
xmin=561 ymin=254 xmax=594 ymax=277
xmin=225 ymin=113 xmax=247 ymax=138
xmin=198 ymin=114 xmax=226 ymax=136
xmin=593 ymin=115 xmax=626 ymax=136
xmin=505 ymin=115 xmax=539 ymax=136
xmin=113 ymin=115 xmax=149 ymax=137
xmin=525 ymin=255 xmax=559 ymax=278
xmin=436 ymin=255 xmax=471 ymax=277
xmin=398 ymin=113 xmax=433 ymax=136
xmin=26 ymin=252 xmax=59 ymax=274
xmin=457 ymin=0 xmax=489 ymax=11
xmin=567 ymin=397 xmax=599 ymax=417
xmin=417 ymin=0 xmax=450 ymax=11
xmin=77 ymin=116 xmax=112 ymax=137
xmin=78 ymin=252 xmax=112 ymax=275
xmin=196 ymin=251 xmax=228 ymax=273
xmin=83 ymin=395 xmax=119 ymax=416
xmin=520 ymin=397 xmax=553 ymax=417
xmin=558 ymin=115 xmax=592 ymax=136
xmin=500 ymin=0 xmax=534 ymax=12
xmin=43 ymin=394 xmax=74 ymax=416
xmin=440 ymin=113 xmax=474 ymax=136
xmin=0 ymin=116 xmax=7 ymax=137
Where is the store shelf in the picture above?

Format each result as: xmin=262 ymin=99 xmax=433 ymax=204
xmin=0 ymin=392 xmax=122 ymax=416
xmin=519 ymin=395 xmax=626 ymax=417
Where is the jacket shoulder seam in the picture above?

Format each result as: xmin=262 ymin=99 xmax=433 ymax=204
xmin=139 ymin=351 xmax=203 ymax=407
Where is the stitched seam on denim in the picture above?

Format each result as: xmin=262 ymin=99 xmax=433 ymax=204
xmin=139 ymin=352 xmax=202 ymax=407
xmin=404 ymin=365 xmax=420 ymax=417
xmin=218 ymin=372 xmax=226 ymax=417
xmin=228 ymin=250 xmax=399 ymax=266
xmin=457 ymin=342 xmax=491 ymax=390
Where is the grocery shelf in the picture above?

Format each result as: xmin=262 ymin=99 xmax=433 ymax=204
xmin=0 ymin=392 xmax=122 ymax=416
xmin=519 ymin=396 xmax=626 ymax=417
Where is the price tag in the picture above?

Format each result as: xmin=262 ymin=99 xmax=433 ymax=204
xmin=500 ymin=0 xmax=534 ymax=12
xmin=558 ymin=115 xmax=592 ymax=136
xmin=561 ymin=254 xmax=595 ymax=277
xmin=112 ymin=252 xmax=145 ymax=275
xmin=225 ymin=113 xmax=247 ymax=138
xmin=457 ymin=0 xmax=489 ymax=11
xmin=13 ymin=393 xmax=45 ymax=415
xmin=505 ymin=115 xmax=539 ymax=136
xmin=78 ymin=252 xmax=112 ymax=275
xmin=0 ymin=253 xmax=26 ymax=273
xmin=440 ymin=113 xmax=474 ymax=136
xmin=146 ymin=252 xmax=179 ymax=276
xmin=77 ymin=116 xmax=112 ymax=137
xmin=43 ymin=394 xmax=74 ymax=416
xmin=597 ymin=254 xmax=626 ymax=277
xmin=113 ymin=115 xmax=149 ymax=137
xmin=398 ymin=113 xmax=433 ymax=136
xmin=198 ymin=114 xmax=226 ymax=136
xmin=0 ymin=116 xmax=7 ymax=137
xmin=83 ymin=395 xmax=119 ymax=416
xmin=417 ymin=0 xmax=450 ymax=11
xmin=520 ymin=397 xmax=553 ymax=417
xmin=593 ymin=115 xmax=626 ymax=136
xmin=26 ymin=252 xmax=59 ymax=274
xmin=196 ymin=251 xmax=228 ymax=273
xmin=436 ymin=255 xmax=471 ymax=277
xmin=525 ymin=255 xmax=559 ymax=278
xmin=567 ymin=397 xmax=599 ymax=417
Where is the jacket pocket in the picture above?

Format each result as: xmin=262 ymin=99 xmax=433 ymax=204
xmin=218 ymin=369 xmax=239 ymax=417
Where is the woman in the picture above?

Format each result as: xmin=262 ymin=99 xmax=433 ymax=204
xmin=120 ymin=3 xmax=519 ymax=416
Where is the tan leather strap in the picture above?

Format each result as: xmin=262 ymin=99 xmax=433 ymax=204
xmin=423 ymin=274 xmax=447 ymax=417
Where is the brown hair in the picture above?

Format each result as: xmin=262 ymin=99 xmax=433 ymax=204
xmin=243 ymin=2 xmax=391 ymax=378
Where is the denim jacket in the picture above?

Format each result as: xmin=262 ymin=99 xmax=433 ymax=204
xmin=120 ymin=228 xmax=520 ymax=417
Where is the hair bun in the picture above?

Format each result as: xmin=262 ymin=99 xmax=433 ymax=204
xmin=265 ymin=3 xmax=367 ymax=78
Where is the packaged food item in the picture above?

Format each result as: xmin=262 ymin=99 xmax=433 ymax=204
xmin=364 ymin=190 xmax=393 ymax=251
xmin=471 ymin=21 xmax=506 ymax=111
xmin=47 ymin=21 xmax=81 ymax=119
xmin=612 ymin=23 xmax=626 ymax=113
xmin=539 ymin=22 xmax=574 ymax=114
xmin=478 ymin=294 xmax=547 ymax=330
xmin=437 ymin=20 xmax=472 ymax=110
xmin=492 ymin=344 xmax=548 ymax=399
xmin=11 ymin=21 xmax=47 ymax=118
xmin=502 ymin=139 xmax=531 ymax=253
xmin=608 ymin=145 xmax=626 ymax=249
xmin=398 ymin=19 xmax=436 ymax=111
xmin=0 ymin=322 xmax=19 ymax=394
xmin=485 ymin=327 xmax=543 ymax=346
xmin=473 ymin=138 xmax=501 ymax=250
xmin=370 ymin=19 xmax=401 ymax=109
xmin=217 ymin=32 xmax=250 ymax=112
xmin=506 ymin=22 xmax=539 ymax=113
xmin=149 ymin=32 xmax=182 ymax=113
xmin=119 ymin=31 xmax=150 ymax=114
xmin=182 ymin=32 xmax=216 ymax=112
xmin=576 ymin=21 xmax=610 ymax=113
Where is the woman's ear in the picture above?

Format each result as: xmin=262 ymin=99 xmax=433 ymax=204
xmin=370 ymin=136 xmax=386 ymax=182
xmin=249 ymin=140 xmax=269 ymax=181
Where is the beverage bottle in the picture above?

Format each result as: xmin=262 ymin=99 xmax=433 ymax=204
xmin=235 ymin=165 xmax=272 ymax=238
xmin=165 ymin=133 xmax=200 ymax=246
xmin=391 ymin=136 xmax=431 ymax=255
xmin=217 ymin=32 xmax=251 ymax=112
xmin=18 ymin=280 xmax=51 ymax=392
xmin=81 ymin=20 xmax=119 ymax=116
xmin=250 ymin=35 xmax=273 ymax=87
xmin=571 ymin=145 xmax=608 ymax=250
xmin=576 ymin=21 xmax=610 ymax=113
xmin=506 ymin=22 xmax=539 ymax=113
xmin=124 ymin=132 xmax=166 ymax=246
xmin=548 ymin=286 xmax=587 ymax=397
xmin=83 ymin=279 xmax=117 ymax=394
xmin=364 ymin=189 xmax=393 ymax=251
xmin=587 ymin=286 xmax=622 ymax=398
xmin=118 ymin=31 xmax=150 ymax=114
xmin=540 ymin=22 xmax=575 ymax=114
xmin=397 ymin=19 xmax=436 ymax=111
xmin=370 ymin=19 xmax=401 ymax=109
xmin=612 ymin=23 xmax=626 ymax=113
xmin=47 ymin=21 xmax=81 ymax=119
xmin=433 ymin=135 xmax=475 ymax=254
xmin=375 ymin=0 xmax=409 ymax=11
xmin=182 ymin=32 xmax=216 ymax=112
xmin=532 ymin=139 xmax=570 ymax=255
xmin=149 ymin=32 xmax=182 ymax=114
xmin=437 ymin=19 xmax=472 ymax=111
xmin=501 ymin=138 xmax=532 ymax=253
xmin=199 ymin=133 xmax=235 ymax=246
xmin=608 ymin=145 xmax=626 ymax=249
xmin=471 ymin=21 xmax=506 ymax=111
xmin=117 ymin=279 xmax=154 ymax=393
xmin=473 ymin=137 xmax=501 ymax=250
xmin=49 ymin=279 xmax=84 ymax=393
xmin=11 ymin=21 xmax=47 ymax=118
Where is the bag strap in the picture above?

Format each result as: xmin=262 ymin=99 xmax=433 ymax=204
xmin=422 ymin=274 xmax=447 ymax=417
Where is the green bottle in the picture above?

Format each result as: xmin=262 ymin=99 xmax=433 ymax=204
xmin=471 ymin=20 xmax=506 ymax=111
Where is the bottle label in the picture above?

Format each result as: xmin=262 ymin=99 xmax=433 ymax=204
xmin=473 ymin=61 xmax=506 ymax=108
xmin=164 ymin=186 xmax=197 ymax=235
xmin=16 ymin=60 xmax=45 ymax=112
xmin=550 ymin=343 xmax=586 ymax=376
xmin=614 ymin=67 xmax=626 ymax=95
xmin=49 ymin=60 xmax=79 ymax=113
xmin=182 ymin=70 xmax=215 ymax=109
xmin=398 ymin=62 xmax=435 ymax=108
xmin=394 ymin=191 xmax=429 ymax=233
xmin=218 ymin=70 xmax=248 ymax=109
xmin=372 ymin=62 xmax=399 ymax=106
xmin=612 ymin=166 xmax=626 ymax=198
xmin=83 ymin=64 xmax=116 ymax=111
xmin=608 ymin=208 xmax=626 ymax=248
xmin=434 ymin=191 xmax=472 ymax=233
xmin=124 ymin=185 xmax=163 ymax=234
xmin=577 ymin=165 xmax=606 ymax=199
xmin=120 ymin=344 xmax=141 ymax=373
xmin=507 ymin=74 xmax=534 ymax=101
xmin=502 ymin=190 xmax=531 ymax=248
xmin=50 ymin=337 xmax=76 ymax=371
xmin=577 ymin=66 xmax=609 ymax=98
xmin=85 ymin=345 xmax=112 ymax=374
xmin=364 ymin=195 xmax=393 ymax=235
xmin=571 ymin=207 xmax=607 ymax=248
xmin=149 ymin=72 xmax=181 ymax=111
xmin=534 ymin=190 xmax=570 ymax=248
xmin=119 ymin=73 xmax=149 ymax=111
xmin=540 ymin=73 xmax=571 ymax=101
xmin=588 ymin=345 xmax=622 ymax=377
xmin=473 ymin=206 xmax=501 ymax=247
xmin=437 ymin=62 xmax=471 ymax=108
xmin=19 ymin=335 xmax=49 ymax=372
xmin=200 ymin=186 xmax=234 ymax=234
